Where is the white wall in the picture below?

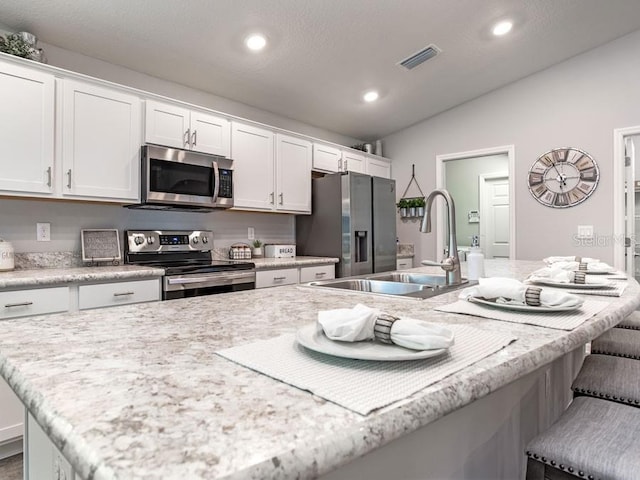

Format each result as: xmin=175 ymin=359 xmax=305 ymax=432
xmin=385 ymin=29 xmax=640 ymax=264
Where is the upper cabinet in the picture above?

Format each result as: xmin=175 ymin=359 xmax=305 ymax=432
xmin=312 ymin=142 xmax=390 ymax=178
xmin=61 ymin=79 xmax=141 ymax=201
xmin=342 ymin=150 xmax=366 ymax=174
xmin=366 ymin=156 xmax=392 ymax=179
xmin=145 ymin=100 xmax=230 ymax=157
xmin=275 ymin=133 xmax=312 ymax=213
xmin=0 ymin=61 xmax=54 ymax=194
xmin=312 ymin=143 xmax=342 ymax=172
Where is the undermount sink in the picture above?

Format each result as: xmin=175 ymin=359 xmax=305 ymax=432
xmin=306 ymin=272 xmax=471 ymax=299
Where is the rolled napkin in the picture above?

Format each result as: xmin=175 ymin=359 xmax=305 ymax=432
xmin=528 ymin=267 xmax=606 ymax=285
xmin=317 ymin=303 xmax=455 ymax=351
xmin=543 ymin=256 xmax=600 ymax=265
xmin=458 ymin=277 xmax=583 ymax=308
xmin=548 ymin=260 xmax=613 ymax=273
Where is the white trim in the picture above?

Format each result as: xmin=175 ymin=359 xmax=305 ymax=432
xmin=435 ymin=145 xmax=516 ymax=260
xmin=613 ymin=126 xmax=640 ymax=272
xmin=479 ymin=173 xmax=509 ymax=258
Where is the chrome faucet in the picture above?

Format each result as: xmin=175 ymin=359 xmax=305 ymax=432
xmin=420 ymin=189 xmax=462 ymax=285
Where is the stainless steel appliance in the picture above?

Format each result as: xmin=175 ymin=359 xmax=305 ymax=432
xmin=127 ymin=145 xmax=234 ymax=211
xmin=124 ymin=230 xmax=255 ymax=300
xmin=296 ymin=172 xmax=397 ymax=277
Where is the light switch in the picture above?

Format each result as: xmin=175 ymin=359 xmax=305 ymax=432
xmin=577 ymin=225 xmax=593 ymax=239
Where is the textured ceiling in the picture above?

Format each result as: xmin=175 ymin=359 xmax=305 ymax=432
xmin=2 ymin=0 xmax=640 ymax=140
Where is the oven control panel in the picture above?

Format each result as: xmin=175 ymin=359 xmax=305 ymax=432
xmin=126 ymin=230 xmax=213 ymax=253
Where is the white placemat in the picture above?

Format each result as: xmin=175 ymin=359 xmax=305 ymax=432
xmin=216 ymin=324 xmax=516 ymax=415
xmin=566 ymin=282 xmax=628 ymax=297
xmin=435 ymin=299 xmax=610 ymax=330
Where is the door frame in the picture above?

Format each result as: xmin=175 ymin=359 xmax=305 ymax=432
xmin=436 ymin=145 xmax=516 ymax=260
xmin=613 ymin=125 xmax=640 ymax=272
xmin=479 ymin=173 xmax=509 ymax=258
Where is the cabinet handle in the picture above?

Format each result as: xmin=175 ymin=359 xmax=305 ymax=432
xmin=344 ymin=160 xmax=348 ymax=171
xmin=113 ymin=291 xmax=135 ymax=297
xmin=66 ymin=169 xmax=72 ymax=189
xmin=4 ymin=301 xmax=34 ymax=308
xmin=273 ymin=276 xmax=287 ymax=281
xmin=46 ymin=166 xmax=52 ymax=187
xmin=270 ymin=192 xmax=275 ymax=204
xmin=191 ymin=129 xmax=197 ymax=146
xmin=279 ymin=193 xmax=283 ymax=205
xmin=184 ymin=128 xmax=191 ymax=148
xmin=315 ymin=272 xmax=326 ymax=277
xmin=338 ymin=158 xmax=343 ymax=171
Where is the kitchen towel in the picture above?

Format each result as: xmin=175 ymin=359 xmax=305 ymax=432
xmin=216 ymin=324 xmax=515 ymax=415
xmin=435 ymin=299 xmax=610 ymax=331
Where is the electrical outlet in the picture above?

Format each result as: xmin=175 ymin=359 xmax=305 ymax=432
xmin=36 ymin=222 xmax=51 ymax=242
xmin=577 ymin=225 xmax=593 ymax=239
xmin=248 ymin=227 xmax=255 ymax=240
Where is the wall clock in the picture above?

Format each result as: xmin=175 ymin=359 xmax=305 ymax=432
xmin=527 ymin=147 xmax=599 ymax=208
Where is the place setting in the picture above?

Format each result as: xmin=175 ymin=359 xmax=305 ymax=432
xmin=435 ymin=277 xmax=611 ymax=330
xmin=217 ymin=303 xmax=516 ymax=415
xmin=530 ymin=259 xmax=627 ymax=297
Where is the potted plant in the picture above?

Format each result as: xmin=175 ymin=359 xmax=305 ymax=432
xmin=252 ymin=239 xmax=263 ymax=257
xmin=414 ymin=197 xmax=426 ymax=217
xmin=396 ymin=198 xmax=410 ymax=218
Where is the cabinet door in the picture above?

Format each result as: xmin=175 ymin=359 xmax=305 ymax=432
xmin=0 ymin=286 xmax=69 ymax=320
xmin=276 ymin=133 xmax=312 ymax=213
xmin=78 ymin=279 xmax=160 ymax=310
xmin=62 ymin=79 xmax=141 ymax=200
xmin=144 ymin=100 xmax=190 ymax=149
xmin=190 ymin=111 xmax=230 ymax=157
xmin=231 ymin=122 xmax=274 ymax=210
xmin=342 ymin=150 xmax=366 ymax=173
xmin=367 ymin=157 xmax=392 ymax=179
xmin=0 ymin=61 xmax=54 ymax=194
xmin=0 ymin=378 xmax=23 ymax=447
xmin=312 ymin=143 xmax=342 ymax=172
xmin=255 ymin=268 xmax=299 ymax=288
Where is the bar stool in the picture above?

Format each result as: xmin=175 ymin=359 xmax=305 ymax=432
xmin=591 ymin=328 xmax=640 ymax=360
xmin=616 ymin=310 xmax=640 ymax=330
xmin=571 ymin=354 xmax=640 ymax=407
xmin=525 ymin=396 xmax=640 ymax=480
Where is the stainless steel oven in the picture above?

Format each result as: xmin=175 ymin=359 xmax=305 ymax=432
xmin=124 ymin=230 xmax=255 ymax=300
xmin=131 ymin=145 xmax=234 ymax=211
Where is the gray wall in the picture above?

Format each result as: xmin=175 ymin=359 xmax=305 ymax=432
xmin=385 ymin=29 xmax=640 ymax=265
xmin=0 ymin=25 xmax=361 ymax=254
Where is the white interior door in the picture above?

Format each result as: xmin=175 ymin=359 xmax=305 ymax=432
xmin=625 ymin=135 xmax=637 ymax=278
xmin=480 ymin=175 xmax=510 ymax=258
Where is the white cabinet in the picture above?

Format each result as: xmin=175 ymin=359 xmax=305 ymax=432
xmin=26 ymin=412 xmax=74 ymax=480
xmin=275 ymin=133 xmax=312 ymax=213
xmin=0 ymin=286 xmax=69 ymax=321
xmin=78 ymin=279 xmax=160 ymax=310
xmin=0 ymin=379 xmax=23 ymax=452
xmin=62 ymin=79 xmax=141 ymax=201
xmin=396 ymin=258 xmax=413 ymax=270
xmin=366 ymin=157 xmax=392 ymax=179
xmin=232 ymin=122 xmax=275 ymax=210
xmin=145 ymin=100 xmax=230 ymax=157
xmin=0 ymin=60 xmax=55 ymax=195
xmin=299 ymin=264 xmax=335 ymax=283
xmin=313 ymin=143 xmax=342 ymax=172
xmin=342 ymin=150 xmax=366 ymax=174
xmin=255 ymin=268 xmax=299 ymax=288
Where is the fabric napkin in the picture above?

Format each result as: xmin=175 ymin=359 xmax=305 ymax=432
xmin=528 ymin=267 xmax=606 ymax=285
xmin=317 ymin=303 xmax=455 ymax=351
xmin=543 ymin=255 xmax=600 ymax=264
xmin=546 ymin=261 xmax=613 ymax=273
xmin=458 ymin=277 xmax=583 ymax=308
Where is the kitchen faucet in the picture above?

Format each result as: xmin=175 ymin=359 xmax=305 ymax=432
xmin=419 ymin=189 xmax=462 ymax=285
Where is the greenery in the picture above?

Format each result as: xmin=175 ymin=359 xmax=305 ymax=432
xmin=252 ymin=239 xmax=263 ymax=248
xmin=396 ymin=198 xmax=410 ymax=208
xmin=412 ymin=197 xmax=426 ymax=208
xmin=0 ymin=34 xmax=33 ymax=58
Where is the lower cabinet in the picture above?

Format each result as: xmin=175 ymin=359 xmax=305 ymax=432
xmin=26 ymin=412 xmax=74 ymax=480
xmin=299 ymin=265 xmax=335 ymax=283
xmin=78 ymin=279 xmax=160 ymax=310
xmin=0 ymin=286 xmax=69 ymax=321
xmin=396 ymin=258 xmax=414 ymax=270
xmin=256 ymin=264 xmax=336 ymax=288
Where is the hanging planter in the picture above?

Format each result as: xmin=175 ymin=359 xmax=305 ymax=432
xmin=398 ymin=164 xmax=426 ymax=219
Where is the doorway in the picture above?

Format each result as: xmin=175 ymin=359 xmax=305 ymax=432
xmin=436 ymin=145 xmax=515 ymax=260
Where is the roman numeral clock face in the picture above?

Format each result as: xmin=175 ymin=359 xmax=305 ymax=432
xmin=527 ymin=147 xmax=599 ymax=208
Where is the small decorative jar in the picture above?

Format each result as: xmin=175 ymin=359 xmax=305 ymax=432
xmin=0 ymin=238 xmax=15 ymax=271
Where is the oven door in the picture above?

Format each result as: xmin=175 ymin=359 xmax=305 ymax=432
xmin=142 ymin=145 xmax=233 ymax=208
xmin=163 ymin=270 xmax=255 ymax=300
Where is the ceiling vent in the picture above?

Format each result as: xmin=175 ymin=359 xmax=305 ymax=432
xmin=398 ymin=44 xmax=441 ymax=70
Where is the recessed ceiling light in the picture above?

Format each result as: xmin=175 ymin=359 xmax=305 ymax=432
xmin=245 ymin=34 xmax=267 ymax=51
xmin=363 ymin=90 xmax=379 ymax=103
xmin=492 ymin=20 xmax=513 ymax=36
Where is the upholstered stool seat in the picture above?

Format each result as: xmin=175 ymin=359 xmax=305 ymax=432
xmin=525 ymin=396 xmax=640 ymax=480
xmin=616 ymin=310 xmax=640 ymax=330
xmin=591 ymin=328 xmax=640 ymax=359
xmin=571 ymin=354 xmax=640 ymax=407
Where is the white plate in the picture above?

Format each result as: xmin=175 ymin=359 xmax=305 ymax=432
xmin=295 ymin=323 xmax=448 ymax=361
xmin=468 ymin=297 xmax=582 ymax=313
xmin=528 ymin=278 xmax=615 ymax=289
xmin=582 ymin=270 xmax=617 ymax=275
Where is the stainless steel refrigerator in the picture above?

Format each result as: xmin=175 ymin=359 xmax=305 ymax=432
xmin=296 ymin=172 xmax=397 ymax=278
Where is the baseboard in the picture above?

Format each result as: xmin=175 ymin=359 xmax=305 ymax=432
xmin=0 ymin=437 xmax=23 ymax=460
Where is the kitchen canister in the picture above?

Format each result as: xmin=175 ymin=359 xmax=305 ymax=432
xmin=0 ymin=238 xmax=15 ymax=271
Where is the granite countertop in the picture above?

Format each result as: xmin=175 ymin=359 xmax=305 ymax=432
xmin=0 ymin=265 xmax=164 ymax=289
xmin=251 ymin=256 xmax=339 ymax=269
xmin=0 ymin=260 xmax=638 ymax=480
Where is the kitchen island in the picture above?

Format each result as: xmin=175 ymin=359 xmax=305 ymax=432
xmin=0 ymin=260 xmax=638 ymax=479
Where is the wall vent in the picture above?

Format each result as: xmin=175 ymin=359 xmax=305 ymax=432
xmin=398 ymin=44 xmax=441 ymax=70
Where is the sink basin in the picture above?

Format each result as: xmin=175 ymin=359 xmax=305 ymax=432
xmin=366 ymin=272 xmax=468 ymax=287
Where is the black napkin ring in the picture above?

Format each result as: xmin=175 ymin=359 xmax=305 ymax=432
xmin=374 ymin=314 xmax=400 ymax=344
xmin=525 ymin=286 xmax=542 ymax=307
xmin=578 ymin=262 xmax=588 ymax=271
xmin=574 ymin=272 xmax=586 ymax=284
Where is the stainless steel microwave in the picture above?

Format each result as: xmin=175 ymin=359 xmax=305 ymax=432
xmin=132 ymin=145 xmax=233 ymax=211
